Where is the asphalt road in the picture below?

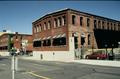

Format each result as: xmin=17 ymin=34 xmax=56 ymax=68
xmin=0 ymin=56 xmax=120 ymax=79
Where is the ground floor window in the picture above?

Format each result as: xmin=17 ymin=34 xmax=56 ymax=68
xmin=0 ymin=46 xmax=8 ymax=50
xmin=74 ymin=37 xmax=78 ymax=49
xmin=43 ymin=39 xmax=51 ymax=46
xmin=33 ymin=37 xmax=66 ymax=47
xmin=81 ymin=37 xmax=85 ymax=45
xmin=46 ymin=39 xmax=51 ymax=46
xmin=33 ymin=41 xmax=41 ymax=47
xmin=53 ymin=37 xmax=66 ymax=46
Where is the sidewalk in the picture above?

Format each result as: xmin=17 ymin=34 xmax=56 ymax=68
xmin=19 ymin=56 xmax=120 ymax=67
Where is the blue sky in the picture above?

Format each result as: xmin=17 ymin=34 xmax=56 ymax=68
xmin=0 ymin=1 xmax=120 ymax=34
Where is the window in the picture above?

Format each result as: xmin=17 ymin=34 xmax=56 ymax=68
xmin=119 ymin=24 xmax=120 ymax=31
xmin=114 ymin=23 xmax=116 ymax=30
xmin=34 ymin=26 xmax=37 ymax=33
xmin=62 ymin=16 xmax=66 ymax=26
xmin=107 ymin=22 xmax=109 ymax=30
xmin=48 ymin=21 xmax=51 ymax=29
xmin=39 ymin=24 xmax=42 ymax=32
xmin=43 ymin=39 xmax=51 ymax=46
xmin=111 ymin=23 xmax=113 ymax=30
xmin=33 ymin=41 xmax=41 ymax=47
xmin=74 ymin=37 xmax=78 ymax=49
xmin=98 ymin=21 xmax=101 ymax=29
xmin=72 ymin=15 xmax=76 ymax=25
xmin=58 ymin=17 xmax=62 ymax=27
xmin=44 ymin=22 xmax=47 ymax=30
xmin=54 ymin=18 xmax=57 ymax=28
xmin=94 ymin=20 xmax=97 ymax=29
xmin=87 ymin=18 xmax=90 ymax=27
xmin=36 ymin=25 xmax=39 ymax=32
xmin=53 ymin=37 xmax=66 ymax=46
xmin=46 ymin=39 xmax=51 ymax=46
xmin=43 ymin=40 xmax=47 ymax=46
xmin=81 ymin=37 xmax=85 ymax=45
xmin=102 ymin=21 xmax=105 ymax=29
xmin=88 ymin=34 xmax=90 ymax=45
xmin=80 ymin=17 xmax=83 ymax=26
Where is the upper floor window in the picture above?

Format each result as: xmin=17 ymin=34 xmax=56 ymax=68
xmin=114 ymin=23 xmax=116 ymax=30
xmin=72 ymin=15 xmax=76 ymax=25
xmin=34 ymin=26 xmax=37 ymax=33
xmin=98 ymin=21 xmax=101 ymax=29
xmin=80 ymin=17 xmax=83 ymax=26
xmin=107 ymin=22 xmax=110 ymax=29
xmin=48 ymin=21 xmax=51 ymax=29
xmin=118 ymin=24 xmax=120 ymax=31
xmin=102 ymin=21 xmax=105 ymax=29
xmin=87 ymin=18 xmax=90 ymax=27
xmin=94 ymin=20 xmax=97 ymax=29
xmin=44 ymin=22 xmax=47 ymax=30
xmin=36 ymin=25 xmax=39 ymax=32
xmin=111 ymin=23 xmax=113 ymax=30
xmin=39 ymin=24 xmax=42 ymax=32
xmin=54 ymin=18 xmax=57 ymax=28
xmin=62 ymin=16 xmax=66 ymax=26
xmin=58 ymin=17 xmax=62 ymax=27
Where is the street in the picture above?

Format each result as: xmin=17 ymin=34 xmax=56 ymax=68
xmin=0 ymin=56 xmax=120 ymax=79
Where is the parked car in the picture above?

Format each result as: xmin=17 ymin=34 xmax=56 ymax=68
xmin=85 ymin=52 xmax=107 ymax=60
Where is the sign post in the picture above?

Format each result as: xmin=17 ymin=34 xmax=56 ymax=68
xmin=12 ymin=55 xmax=15 ymax=79
xmin=11 ymin=48 xmax=17 ymax=79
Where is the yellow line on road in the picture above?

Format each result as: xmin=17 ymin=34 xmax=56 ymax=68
xmin=27 ymin=71 xmax=51 ymax=79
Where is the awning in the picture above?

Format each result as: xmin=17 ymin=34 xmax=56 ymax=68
xmin=53 ymin=33 xmax=66 ymax=39
xmin=56 ymin=34 xmax=62 ymax=38
xmin=81 ymin=33 xmax=86 ymax=37
xmin=42 ymin=37 xmax=47 ymax=40
xmin=0 ymin=44 xmax=8 ymax=47
xmin=46 ymin=36 xmax=51 ymax=39
xmin=53 ymin=35 xmax=57 ymax=38
xmin=61 ymin=33 xmax=66 ymax=37
xmin=74 ymin=32 xmax=78 ymax=37
xmin=33 ymin=38 xmax=41 ymax=41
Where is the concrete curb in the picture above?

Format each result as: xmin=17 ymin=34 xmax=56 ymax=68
xmin=73 ymin=60 xmax=120 ymax=67
xmin=19 ymin=56 xmax=120 ymax=67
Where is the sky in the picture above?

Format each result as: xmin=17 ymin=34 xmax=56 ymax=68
xmin=0 ymin=1 xmax=120 ymax=34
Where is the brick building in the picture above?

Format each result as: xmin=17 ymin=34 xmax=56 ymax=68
xmin=0 ymin=32 xmax=33 ymax=55
xmin=32 ymin=8 xmax=120 ymax=60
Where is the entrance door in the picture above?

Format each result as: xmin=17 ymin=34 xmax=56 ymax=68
xmin=74 ymin=37 xmax=78 ymax=49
